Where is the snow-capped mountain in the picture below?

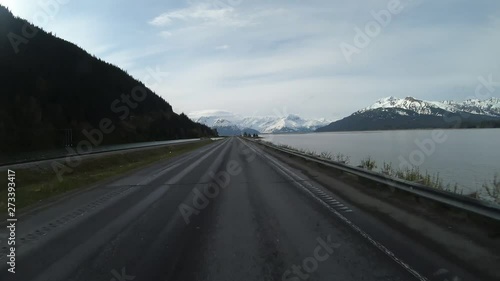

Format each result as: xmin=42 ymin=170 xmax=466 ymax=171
xmin=317 ymin=96 xmax=500 ymax=132
xmin=191 ymin=114 xmax=258 ymax=136
xmin=357 ymin=96 xmax=500 ymax=117
xmin=213 ymin=119 xmax=234 ymax=127
xmin=447 ymin=98 xmax=500 ymax=116
xmin=189 ymin=111 xmax=238 ymax=127
xmin=206 ymin=118 xmax=258 ymax=136
xmin=239 ymin=114 xmax=327 ymax=133
xmin=188 ymin=111 xmax=331 ymax=135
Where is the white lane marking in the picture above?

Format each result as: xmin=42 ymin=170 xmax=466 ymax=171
xmin=163 ymin=138 xmax=230 ymax=184
xmin=1 ymin=140 xmax=229 ymax=265
xmin=329 ymin=202 xmax=344 ymax=207
xmin=138 ymin=139 xmax=229 ymax=186
xmin=32 ymin=139 xmax=230 ymax=281
xmin=241 ymin=140 xmax=429 ymax=281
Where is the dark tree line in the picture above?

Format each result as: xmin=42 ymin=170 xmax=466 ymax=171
xmin=0 ymin=5 xmax=217 ymax=153
xmin=242 ymin=132 xmax=259 ymax=138
xmin=459 ymin=120 xmax=500 ymax=129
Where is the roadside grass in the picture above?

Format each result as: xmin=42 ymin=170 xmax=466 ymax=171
xmin=483 ymin=174 xmax=500 ymax=203
xmin=360 ymin=156 xmax=377 ymax=171
xmin=263 ymin=141 xmax=498 ymax=202
xmin=383 ymin=163 xmax=461 ymax=194
xmin=320 ymin=152 xmax=333 ymax=160
xmin=0 ymin=140 xmax=212 ymax=211
xmin=334 ymin=153 xmax=350 ymax=164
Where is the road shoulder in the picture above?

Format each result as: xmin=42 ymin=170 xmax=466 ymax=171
xmin=255 ymin=141 xmax=500 ymax=280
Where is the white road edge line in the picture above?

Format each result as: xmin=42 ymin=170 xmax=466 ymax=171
xmin=241 ymin=140 xmax=429 ymax=281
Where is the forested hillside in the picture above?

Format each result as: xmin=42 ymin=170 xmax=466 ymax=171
xmin=0 ymin=5 xmax=216 ymax=153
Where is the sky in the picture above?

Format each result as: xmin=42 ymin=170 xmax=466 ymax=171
xmin=1 ymin=0 xmax=500 ymax=120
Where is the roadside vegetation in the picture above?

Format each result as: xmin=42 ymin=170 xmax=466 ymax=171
xmin=0 ymin=140 xmax=213 ymax=212
xmin=360 ymin=157 xmax=377 ymax=171
xmin=266 ymin=141 xmax=498 ymax=203
xmin=483 ymin=174 xmax=500 ymax=203
xmin=242 ymin=132 xmax=260 ymax=138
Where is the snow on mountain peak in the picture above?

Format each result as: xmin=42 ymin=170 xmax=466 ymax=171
xmin=213 ymin=118 xmax=234 ymax=126
xmin=359 ymin=96 xmax=500 ymax=117
xmin=190 ymin=111 xmax=331 ymax=134
xmin=362 ymin=96 xmax=440 ymax=115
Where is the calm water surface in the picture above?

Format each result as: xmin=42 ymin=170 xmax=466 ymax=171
xmin=262 ymin=129 xmax=500 ymax=195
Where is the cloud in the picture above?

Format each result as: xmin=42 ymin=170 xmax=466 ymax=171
xmin=215 ymin=44 xmax=230 ymax=50
xmin=102 ymin=46 xmax=168 ymax=72
xmin=143 ymin=1 xmax=500 ymax=118
xmin=188 ymin=109 xmax=235 ymax=119
xmin=91 ymin=44 xmax=118 ymax=56
xmin=6 ymin=0 xmax=498 ymax=119
xmin=160 ymin=31 xmax=172 ymax=37
xmin=149 ymin=3 xmax=245 ymax=27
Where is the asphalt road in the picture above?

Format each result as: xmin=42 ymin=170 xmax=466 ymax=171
xmin=0 ymin=137 xmax=478 ymax=280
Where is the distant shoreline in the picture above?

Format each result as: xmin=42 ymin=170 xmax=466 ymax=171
xmin=259 ymin=127 xmax=500 ymax=135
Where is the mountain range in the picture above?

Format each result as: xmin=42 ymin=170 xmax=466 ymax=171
xmin=317 ymin=96 xmax=500 ymax=132
xmin=189 ymin=111 xmax=331 ymax=135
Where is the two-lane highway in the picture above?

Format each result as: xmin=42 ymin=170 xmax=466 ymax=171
xmin=0 ymin=137 xmax=479 ymax=280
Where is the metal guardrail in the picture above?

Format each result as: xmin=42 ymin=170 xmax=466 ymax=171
xmin=251 ymin=139 xmax=500 ymax=222
xmin=0 ymin=138 xmax=203 ymax=168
